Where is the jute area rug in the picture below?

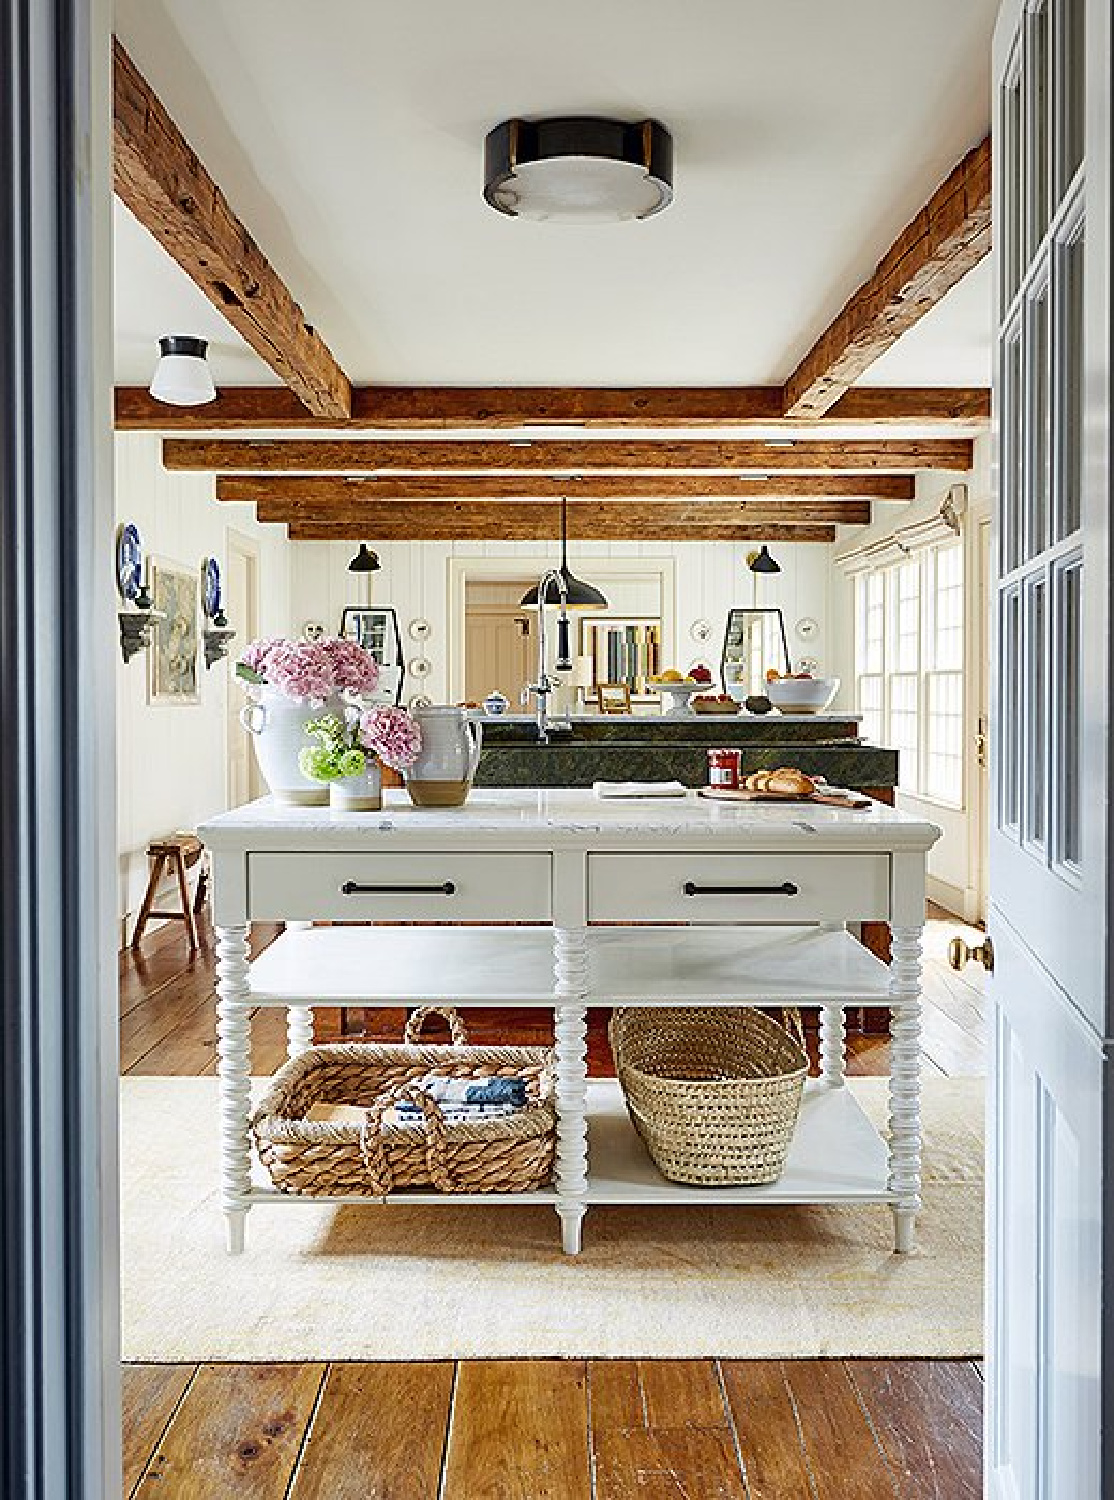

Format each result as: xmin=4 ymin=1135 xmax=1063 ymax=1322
xmin=121 ymin=1076 xmax=982 ymax=1362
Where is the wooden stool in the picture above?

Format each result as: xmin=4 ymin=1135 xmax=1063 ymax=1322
xmin=131 ymin=833 xmax=208 ymax=950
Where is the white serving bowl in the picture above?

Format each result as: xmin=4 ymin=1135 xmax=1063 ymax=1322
xmin=765 ymin=676 xmax=840 ymax=715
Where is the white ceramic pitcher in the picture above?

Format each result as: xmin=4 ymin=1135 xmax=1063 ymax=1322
xmin=404 ymin=705 xmax=483 ymax=808
xmin=239 ymin=688 xmax=342 ymax=806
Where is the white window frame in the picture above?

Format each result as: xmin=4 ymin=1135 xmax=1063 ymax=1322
xmin=852 ymin=539 xmax=966 ymax=810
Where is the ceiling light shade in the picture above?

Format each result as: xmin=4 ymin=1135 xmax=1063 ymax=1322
xmin=484 ymin=117 xmax=673 ymax=223
xmin=149 ymin=335 xmax=216 ymax=406
xmin=747 ymin=545 xmax=782 ymax=575
xmin=520 ymin=564 xmax=609 ymax=610
xmin=348 ymin=543 xmax=381 ymax=573
xmin=520 ymin=498 xmax=609 ymax=609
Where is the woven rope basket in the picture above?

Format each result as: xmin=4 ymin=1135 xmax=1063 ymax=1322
xmin=252 ymin=1007 xmax=556 ymax=1196
xmin=608 ymin=1006 xmax=808 ymax=1186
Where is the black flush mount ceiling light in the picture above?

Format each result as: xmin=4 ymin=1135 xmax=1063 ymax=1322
xmin=520 ymin=499 xmax=609 ymax=609
xmin=348 ymin=543 xmax=381 ymax=573
xmin=149 ymin=335 xmax=216 ymax=406
xmin=484 ymin=117 xmax=673 ymax=223
xmin=747 ymin=545 xmax=782 ymax=575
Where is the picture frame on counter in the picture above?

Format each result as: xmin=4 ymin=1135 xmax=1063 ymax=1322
xmin=595 ymin=681 xmax=632 ymax=715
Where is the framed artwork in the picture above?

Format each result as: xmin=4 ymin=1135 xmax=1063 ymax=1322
xmin=595 ymin=681 xmax=632 ymax=715
xmin=148 ymin=558 xmax=199 ymax=704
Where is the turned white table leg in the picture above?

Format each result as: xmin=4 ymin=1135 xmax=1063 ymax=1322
xmin=216 ymin=923 xmax=253 ymax=1254
xmin=286 ymin=1007 xmax=314 ymax=1059
xmin=819 ymin=1005 xmax=847 ymax=1086
xmin=887 ymin=924 xmax=924 ymax=1253
xmin=818 ymin=921 xmax=846 ymax=1086
xmin=283 ymin=921 xmax=315 ymax=1059
xmin=554 ymin=926 xmax=589 ymax=1256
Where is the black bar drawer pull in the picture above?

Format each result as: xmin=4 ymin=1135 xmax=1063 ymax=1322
xmin=340 ymin=880 xmax=456 ymax=897
xmin=682 ymin=880 xmax=799 ymax=897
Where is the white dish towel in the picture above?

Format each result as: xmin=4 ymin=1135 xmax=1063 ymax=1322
xmin=592 ymin=780 xmax=689 ymax=799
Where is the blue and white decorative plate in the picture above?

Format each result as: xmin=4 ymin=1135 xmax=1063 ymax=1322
xmin=201 ymin=556 xmax=222 ymax=619
xmin=115 ymin=523 xmax=144 ymax=601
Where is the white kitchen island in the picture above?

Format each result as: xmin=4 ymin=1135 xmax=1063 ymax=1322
xmin=199 ymin=789 xmax=940 ymax=1257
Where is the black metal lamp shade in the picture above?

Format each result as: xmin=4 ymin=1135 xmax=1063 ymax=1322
xmin=520 ymin=564 xmax=609 ymax=610
xmin=348 ymin=543 xmax=381 ymax=573
xmin=519 ymin=498 xmax=609 ymax=609
xmin=484 ymin=117 xmax=673 ymax=222
xmin=748 ymin=545 xmax=782 ymax=574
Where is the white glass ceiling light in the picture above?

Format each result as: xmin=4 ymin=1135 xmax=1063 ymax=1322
xmin=149 ymin=335 xmax=217 ymax=406
xmin=484 ymin=118 xmax=673 ymax=223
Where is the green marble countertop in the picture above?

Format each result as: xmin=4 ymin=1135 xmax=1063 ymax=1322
xmin=476 ymin=739 xmax=897 ymax=791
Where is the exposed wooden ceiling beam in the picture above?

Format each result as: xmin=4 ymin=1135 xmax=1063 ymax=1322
xmin=287 ymin=517 xmax=839 ymax=544
xmin=112 ymin=39 xmax=351 ymax=418
xmin=165 ymin=437 xmax=972 ymax=473
xmin=114 ymin=384 xmax=990 ymax=430
xmin=216 ymin=474 xmax=914 ymax=504
xmin=254 ymin=500 xmax=871 ymax=530
xmin=782 ymin=135 xmax=992 ymax=418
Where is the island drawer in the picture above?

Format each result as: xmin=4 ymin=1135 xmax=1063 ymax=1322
xmin=248 ymin=852 xmax=552 ymax=922
xmin=587 ymin=853 xmax=889 ymax=923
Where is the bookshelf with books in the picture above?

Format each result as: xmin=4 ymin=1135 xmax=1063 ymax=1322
xmin=580 ymin=616 xmax=662 ymax=701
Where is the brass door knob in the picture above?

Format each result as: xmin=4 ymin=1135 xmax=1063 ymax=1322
xmin=948 ymin=935 xmax=994 ymax=973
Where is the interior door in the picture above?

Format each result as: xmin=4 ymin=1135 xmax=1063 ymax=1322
xmin=988 ymin=1 xmax=1109 ymax=1495
xmin=975 ymin=517 xmax=992 ymax=921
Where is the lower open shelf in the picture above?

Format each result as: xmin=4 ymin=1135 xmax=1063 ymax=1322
xmin=245 ymin=1078 xmax=891 ymax=1209
xmin=247 ymin=924 xmax=893 ymax=1008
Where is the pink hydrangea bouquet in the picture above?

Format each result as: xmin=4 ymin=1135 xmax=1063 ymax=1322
xmin=299 ymin=706 xmax=422 ymax=786
xmin=237 ymin=635 xmax=380 ymax=703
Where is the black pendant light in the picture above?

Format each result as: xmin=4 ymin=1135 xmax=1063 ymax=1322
xmin=348 ymin=543 xmax=381 ymax=573
xmin=520 ymin=499 xmax=609 ymax=609
xmin=747 ymin=545 xmax=781 ymax=575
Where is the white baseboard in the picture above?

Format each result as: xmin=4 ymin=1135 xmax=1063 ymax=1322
xmin=926 ymin=873 xmax=980 ymax=923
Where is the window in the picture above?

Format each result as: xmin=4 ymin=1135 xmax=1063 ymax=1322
xmin=924 ymin=543 xmax=966 ymax=805
xmin=855 ymin=573 xmax=884 ymax=745
xmin=852 ymin=540 xmax=966 ymax=807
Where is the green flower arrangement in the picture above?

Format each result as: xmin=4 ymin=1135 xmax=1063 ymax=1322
xmin=298 ymin=714 xmax=368 ymax=784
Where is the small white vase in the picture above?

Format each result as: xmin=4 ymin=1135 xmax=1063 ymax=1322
xmin=329 ymin=761 xmax=382 ymax=812
xmin=239 ymin=687 xmax=343 ymax=806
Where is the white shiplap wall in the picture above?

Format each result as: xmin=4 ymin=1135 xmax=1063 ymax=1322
xmin=115 ymin=433 xmax=292 ymax=923
xmin=289 ymin=537 xmax=837 ymax=705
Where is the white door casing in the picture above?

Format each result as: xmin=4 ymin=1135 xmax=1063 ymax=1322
xmin=989 ymin=1 xmax=1110 ymax=1496
xmin=226 ymin=531 xmax=261 ymax=808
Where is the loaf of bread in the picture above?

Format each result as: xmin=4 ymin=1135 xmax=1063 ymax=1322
xmin=766 ymin=767 xmax=816 ymax=796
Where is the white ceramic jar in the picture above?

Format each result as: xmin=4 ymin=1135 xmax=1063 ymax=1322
xmin=239 ymin=688 xmax=343 ymax=806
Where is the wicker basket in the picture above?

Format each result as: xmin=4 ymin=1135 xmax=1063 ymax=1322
xmin=252 ymin=1007 xmax=555 ymax=1196
xmin=608 ymin=1006 xmax=808 ymax=1186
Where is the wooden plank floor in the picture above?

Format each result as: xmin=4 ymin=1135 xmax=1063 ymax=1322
xmin=120 ymin=906 xmax=986 ymax=1499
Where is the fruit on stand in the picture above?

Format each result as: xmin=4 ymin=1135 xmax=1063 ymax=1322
xmin=689 ymin=664 xmax=713 ymax=684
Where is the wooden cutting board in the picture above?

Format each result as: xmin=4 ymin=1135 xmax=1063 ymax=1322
xmin=699 ymin=785 xmax=873 ymax=810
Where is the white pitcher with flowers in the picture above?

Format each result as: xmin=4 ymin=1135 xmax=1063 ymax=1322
xmin=235 ymin=636 xmax=384 ymax=805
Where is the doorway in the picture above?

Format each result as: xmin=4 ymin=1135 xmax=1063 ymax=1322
xmin=463 ymin=579 xmax=534 ymax=706
xmin=225 ymin=531 xmax=262 ymax=807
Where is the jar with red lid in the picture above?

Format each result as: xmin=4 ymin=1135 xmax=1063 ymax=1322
xmin=706 ymin=747 xmax=740 ymax=790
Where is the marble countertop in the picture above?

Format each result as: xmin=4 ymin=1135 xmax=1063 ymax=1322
xmin=200 ymin=788 xmax=940 ymax=853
